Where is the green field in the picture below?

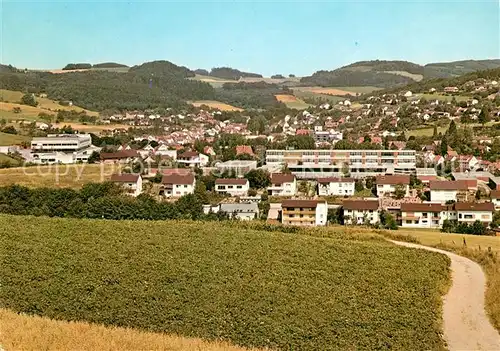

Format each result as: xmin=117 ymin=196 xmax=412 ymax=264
xmin=333 ymin=86 xmax=383 ymax=94
xmin=407 ymin=125 xmax=449 ymax=137
xmin=0 ymin=154 xmax=21 ymax=167
xmin=0 ymin=215 xmax=450 ymax=350
xmin=0 ymin=132 xmax=31 ymax=146
xmin=292 ymin=89 xmax=344 ymax=104
xmin=415 ymin=93 xmax=470 ymax=103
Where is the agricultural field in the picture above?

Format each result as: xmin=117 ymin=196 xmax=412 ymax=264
xmin=275 ymin=94 xmax=311 ymax=109
xmin=0 ymin=164 xmax=118 ymax=188
xmin=407 ymin=125 xmax=449 ymax=137
xmin=190 ymin=75 xmax=237 ymax=88
xmin=190 ymin=100 xmax=243 ymax=112
xmin=0 ymin=154 xmax=21 ymax=167
xmin=0 ymin=89 xmax=99 ymax=118
xmin=414 ymin=93 xmax=470 ymax=103
xmin=293 ymin=86 xmax=381 ymax=96
xmin=0 ymin=216 xmax=450 ymax=350
xmin=0 ymin=131 xmax=31 ymax=146
xmin=292 ymin=89 xmax=344 ymax=104
xmin=0 ymin=308 xmax=254 ymax=351
xmin=384 ymin=71 xmax=423 ymax=82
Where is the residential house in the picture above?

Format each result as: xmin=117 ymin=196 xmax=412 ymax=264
xmin=455 ymin=202 xmax=494 ymax=225
xmin=216 ymin=160 xmax=258 ymax=177
xmin=430 ymin=180 xmax=470 ymax=203
xmin=268 ymin=173 xmax=297 ymax=196
xmin=160 ymin=174 xmax=195 ymax=198
xmin=110 ymin=173 xmax=143 ymax=197
xmin=215 ymin=178 xmax=249 ymax=197
xmin=219 ymin=203 xmax=259 ymax=220
xmin=317 ymin=177 xmax=355 ymax=196
xmin=491 ymin=190 xmax=500 ymax=210
xmin=100 ymin=150 xmax=140 ymax=164
xmin=376 ymin=175 xmax=410 ymax=197
xmin=177 ymin=151 xmax=209 ymax=167
xmin=342 ymin=200 xmax=380 ymax=225
xmin=400 ymin=203 xmax=443 ymax=229
xmin=281 ymin=200 xmax=328 ymax=227
xmin=154 ymin=145 xmax=177 ymax=159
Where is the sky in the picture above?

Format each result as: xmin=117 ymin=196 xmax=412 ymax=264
xmin=1 ymin=0 xmax=499 ymax=76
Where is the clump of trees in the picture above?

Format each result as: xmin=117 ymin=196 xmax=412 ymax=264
xmin=21 ymin=93 xmax=38 ymax=107
xmin=441 ymin=219 xmax=489 ymax=235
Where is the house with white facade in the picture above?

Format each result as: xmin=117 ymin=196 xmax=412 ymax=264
xmin=317 ymin=177 xmax=355 ymax=196
xmin=219 ymin=203 xmax=259 ymax=220
xmin=215 ymin=178 xmax=249 ymax=196
xmin=400 ymin=203 xmax=444 ymax=229
xmin=110 ymin=174 xmax=143 ymax=197
xmin=376 ymin=175 xmax=410 ymax=197
xmin=342 ymin=200 xmax=380 ymax=225
xmin=160 ymin=173 xmax=195 ymax=198
xmin=455 ymin=202 xmax=494 ymax=225
xmin=430 ymin=180 xmax=469 ymax=203
xmin=268 ymin=173 xmax=297 ymax=196
xmin=490 ymin=190 xmax=500 ymax=210
xmin=281 ymin=200 xmax=328 ymax=226
xmin=154 ymin=145 xmax=177 ymax=159
xmin=31 ymin=134 xmax=100 ymax=164
xmin=177 ymin=151 xmax=209 ymax=167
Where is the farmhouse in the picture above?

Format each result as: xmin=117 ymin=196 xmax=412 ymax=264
xmin=111 ymin=173 xmax=143 ymax=197
xmin=375 ymin=175 xmax=410 ymax=197
xmin=281 ymin=200 xmax=328 ymax=227
xmin=160 ymin=174 xmax=195 ymax=198
xmin=215 ymin=178 xmax=249 ymax=196
xmin=317 ymin=177 xmax=355 ymax=196
xmin=268 ymin=173 xmax=297 ymax=196
xmin=342 ymin=200 xmax=380 ymax=225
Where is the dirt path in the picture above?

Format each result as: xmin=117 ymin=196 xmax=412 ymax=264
xmin=391 ymin=241 xmax=500 ymax=350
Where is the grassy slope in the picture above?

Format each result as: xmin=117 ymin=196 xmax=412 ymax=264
xmin=0 ymin=216 xmax=449 ymax=350
xmin=0 ymin=131 xmax=31 ymax=146
xmin=0 ymin=308 xmax=256 ymax=351
xmin=0 ymin=164 xmax=118 ymax=188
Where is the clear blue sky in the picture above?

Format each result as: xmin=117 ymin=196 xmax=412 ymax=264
xmin=1 ymin=0 xmax=499 ymax=76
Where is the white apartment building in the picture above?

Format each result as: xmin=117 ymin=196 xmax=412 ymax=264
xmin=430 ymin=181 xmax=469 ymax=203
xmin=317 ymin=177 xmax=355 ymax=196
xmin=177 ymin=151 xmax=209 ymax=167
xmin=342 ymin=200 xmax=380 ymax=225
xmin=215 ymin=178 xmax=250 ymax=197
xmin=160 ymin=174 xmax=195 ymax=198
xmin=31 ymin=134 xmax=99 ymax=164
xmin=281 ymin=200 xmax=328 ymax=226
xmin=110 ymin=174 xmax=143 ymax=197
xmin=376 ymin=175 xmax=410 ymax=197
xmin=268 ymin=173 xmax=297 ymax=196
xmin=455 ymin=202 xmax=494 ymax=224
xmin=400 ymin=203 xmax=444 ymax=229
xmin=265 ymin=149 xmax=416 ymax=179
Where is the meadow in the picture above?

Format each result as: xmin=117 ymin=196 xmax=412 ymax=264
xmin=0 ymin=164 xmax=117 ymax=188
xmin=0 ymin=131 xmax=31 ymax=146
xmin=190 ymin=100 xmax=243 ymax=112
xmin=0 ymin=215 xmax=450 ymax=350
xmin=274 ymin=94 xmax=311 ymax=110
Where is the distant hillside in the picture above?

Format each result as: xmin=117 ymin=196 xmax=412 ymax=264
xmin=0 ymin=64 xmax=19 ymax=73
xmin=62 ymin=63 xmax=92 ymax=70
xmin=129 ymin=60 xmax=194 ymax=78
xmin=209 ymin=67 xmax=263 ymax=80
xmin=92 ymin=62 xmax=129 ymax=69
xmin=301 ymin=59 xmax=500 ymax=88
xmin=424 ymin=59 xmax=500 ymax=79
xmin=301 ymin=60 xmax=422 ymax=88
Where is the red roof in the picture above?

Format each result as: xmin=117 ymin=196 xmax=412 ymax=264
xmin=215 ymin=178 xmax=248 ymax=185
xmin=400 ymin=203 xmax=443 ymax=212
xmin=454 ymin=202 xmax=494 ymax=212
xmin=100 ymin=150 xmax=139 ymax=160
xmin=235 ymin=145 xmax=254 ymax=156
xmin=295 ymin=129 xmax=311 ymax=136
xmin=430 ymin=180 xmax=468 ymax=191
xmin=376 ymin=175 xmax=410 ymax=185
xmin=178 ymin=151 xmax=198 ymax=158
xmin=343 ymin=200 xmax=379 ymax=211
xmin=282 ymin=199 xmax=321 ymax=208
xmin=161 ymin=174 xmax=195 ymax=185
xmin=271 ymin=173 xmax=295 ymax=184
xmin=110 ymin=173 xmax=140 ymax=182
xmin=317 ymin=177 xmax=354 ymax=184
xmin=491 ymin=190 xmax=500 ymax=199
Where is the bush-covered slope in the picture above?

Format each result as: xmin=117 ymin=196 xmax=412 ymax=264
xmin=210 ymin=67 xmax=263 ymax=80
xmin=0 ymin=215 xmax=450 ymax=350
xmin=424 ymin=59 xmax=500 ymax=79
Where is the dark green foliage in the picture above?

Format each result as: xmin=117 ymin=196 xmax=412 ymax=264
xmin=271 ymin=74 xmax=285 ymax=79
xmin=63 ymin=63 xmax=92 ymax=70
xmin=216 ymin=82 xmax=288 ymax=109
xmin=209 ymin=67 xmax=262 ymax=80
xmin=0 ymin=126 xmax=17 ymax=135
xmin=194 ymin=69 xmax=210 ymax=76
xmin=441 ymin=219 xmax=489 ymax=235
xmin=380 ymin=211 xmax=398 ymax=230
xmin=92 ymin=62 xmax=129 ymax=69
xmin=245 ymin=169 xmax=271 ymax=189
xmin=21 ymin=93 xmax=37 ymax=107
xmin=0 ymin=215 xmax=449 ymax=350
xmin=129 ymin=60 xmax=194 ymax=79
xmin=424 ymin=59 xmax=500 ymax=79
xmin=86 ymin=151 xmax=100 ymax=164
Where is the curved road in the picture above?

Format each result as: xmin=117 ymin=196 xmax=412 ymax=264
xmin=392 ymin=241 xmax=500 ymax=350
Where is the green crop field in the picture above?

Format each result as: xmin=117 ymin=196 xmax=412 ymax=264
xmin=0 ymin=216 xmax=450 ymax=350
xmin=0 ymin=132 xmax=31 ymax=146
xmin=407 ymin=125 xmax=449 ymax=137
xmin=414 ymin=93 xmax=470 ymax=103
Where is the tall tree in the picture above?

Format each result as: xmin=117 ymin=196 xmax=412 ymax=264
xmin=478 ymin=106 xmax=491 ymax=125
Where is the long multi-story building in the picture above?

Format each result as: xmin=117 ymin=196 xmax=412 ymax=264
xmin=265 ymin=149 xmax=416 ymax=179
xmin=31 ymin=134 xmax=99 ymax=164
xmin=281 ymin=200 xmax=328 ymax=226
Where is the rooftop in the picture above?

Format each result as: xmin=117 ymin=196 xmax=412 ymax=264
xmin=342 ymin=200 xmax=379 ymax=211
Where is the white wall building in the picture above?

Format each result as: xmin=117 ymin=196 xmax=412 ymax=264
xmin=376 ymin=175 xmax=410 ymax=197
xmin=430 ymin=181 xmax=468 ymax=203
xmin=455 ymin=202 xmax=494 ymax=224
xmin=400 ymin=203 xmax=444 ymax=229
xmin=215 ymin=178 xmax=249 ymax=197
xmin=111 ymin=174 xmax=143 ymax=197
xmin=161 ymin=174 xmax=195 ymax=198
xmin=31 ymin=134 xmax=99 ymax=164
xmin=491 ymin=190 xmax=500 ymax=210
xmin=342 ymin=200 xmax=380 ymax=225
xmin=268 ymin=173 xmax=297 ymax=196
xmin=317 ymin=177 xmax=355 ymax=196
xmin=281 ymin=200 xmax=328 ymax=226
xmin=177 ymin=151 xmax=209 ymax=167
